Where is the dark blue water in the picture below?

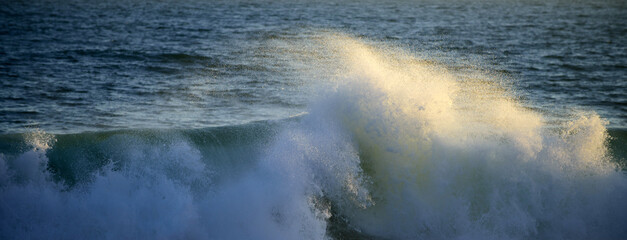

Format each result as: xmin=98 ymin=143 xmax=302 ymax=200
xmin=1 ymin=1 xmax=627 ymax=239
xmin=1 ymin=0 xmax=625 ymax=133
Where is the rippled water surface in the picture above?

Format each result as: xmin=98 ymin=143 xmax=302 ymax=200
xmin=1 ymin=0 xmax=625 ymax=132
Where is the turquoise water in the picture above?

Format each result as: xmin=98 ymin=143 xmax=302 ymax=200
xmin=1 ymin=0 xmax=626 ymax=239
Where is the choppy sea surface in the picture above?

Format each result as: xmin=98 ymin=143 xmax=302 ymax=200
xmin=1 ymin=0 xmax=626 ymax=239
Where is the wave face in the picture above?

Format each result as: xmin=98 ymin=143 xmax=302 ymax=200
xmin=1 ymin=34 xmax=626 ymax=239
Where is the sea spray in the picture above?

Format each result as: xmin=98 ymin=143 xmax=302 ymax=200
xmin=287 ymin=33 xmax=627 ymax=239
xmin=0 ymin=131 xmax=209 ymax=239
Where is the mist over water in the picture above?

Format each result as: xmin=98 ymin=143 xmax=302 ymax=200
xmin=1 ymin=32 xmax=626 ymax=239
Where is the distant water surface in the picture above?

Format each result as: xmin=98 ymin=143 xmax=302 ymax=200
xmin=1 ymin=0 xmax=625 ymax=133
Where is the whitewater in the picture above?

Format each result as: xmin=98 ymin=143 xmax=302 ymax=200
xmin=1 ymin=33 xmax=626 ymax=239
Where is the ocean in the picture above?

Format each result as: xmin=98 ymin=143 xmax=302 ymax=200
xmin=1 ymin=0 xmax=626 ymax=239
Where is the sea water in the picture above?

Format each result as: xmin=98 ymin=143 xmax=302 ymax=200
xmin=1 ymin=0 xmax=626 ymax=239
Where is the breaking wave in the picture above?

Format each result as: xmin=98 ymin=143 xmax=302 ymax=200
xmin=1 ymin=33 xmax=626 ymax=239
